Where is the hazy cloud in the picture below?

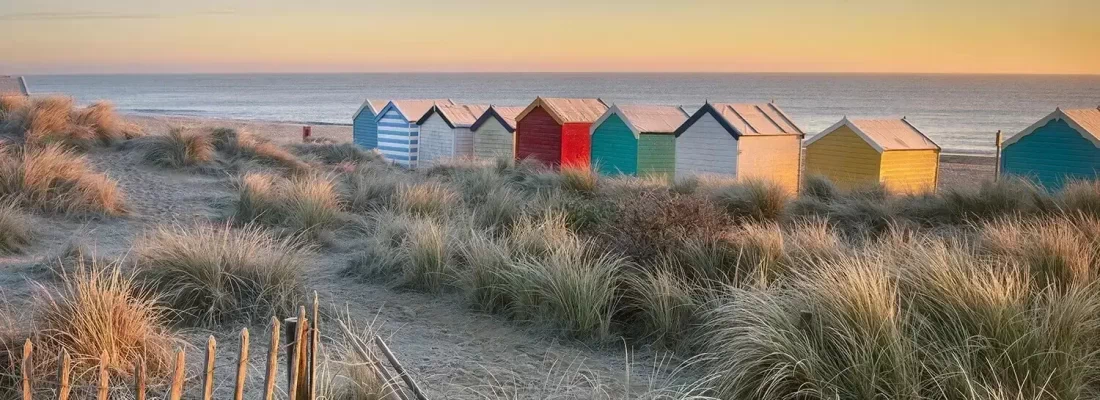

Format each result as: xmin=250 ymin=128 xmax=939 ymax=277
xmin=0 ymin=10 xmax=235 ymax=21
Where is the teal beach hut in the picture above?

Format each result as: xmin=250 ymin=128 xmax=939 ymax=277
xmin=352 ymin=99 xmax=388 ymax=150
xmin=589 ymin=104 xmax=688 ymax=179
xmin=1001 ymin=107 xmax=1100 ymax=190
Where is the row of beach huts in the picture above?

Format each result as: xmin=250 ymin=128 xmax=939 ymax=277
xmin=352 ymin=97 xmax=1100 ymax=193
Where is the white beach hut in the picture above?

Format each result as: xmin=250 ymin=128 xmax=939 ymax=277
xmin=417 ymin=104 xmax=490 ymax=166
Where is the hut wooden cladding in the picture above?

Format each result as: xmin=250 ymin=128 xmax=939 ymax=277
xmin=1000 ymin=107 xmax=1100 ymax=191
xmin=805 ymin=117 xmax=941 ymax=195
xmin=514 ymin=97 xmax=609 ymax=168
xmin=0 ymin=76 xmax=29 ymax=96
xmin=589 ymin=104 xmax=688 ymax=179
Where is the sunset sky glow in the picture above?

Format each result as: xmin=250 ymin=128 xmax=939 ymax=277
xmin=3 ymin=0 xmax=1098 ymax=75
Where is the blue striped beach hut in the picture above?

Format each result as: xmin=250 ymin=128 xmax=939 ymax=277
xmin=375 ymin=99 xmax=454 ymax=167
xmin=352 ymin=99 xmax=388 ymax=150
xmin=1001 ymin=107 xmax=1100 ymax=190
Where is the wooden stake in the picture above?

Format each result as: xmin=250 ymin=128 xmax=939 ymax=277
xmin=168 ymin=349 xmax=186 ymax=400
xmin=21 ymin=339 xmax=32 ymax=400
xmin=203 ymin=335 xmax=216 ymax=400
xmin=263 ymin=317 xmax=280 ymax=400
xmin=235 ymin=328 xmax=250 ymax=400
xmin=97 ymin=351 xmax=109 ymax=400
xmin=310 ymin=292 xmax=320 ymax=400
xmin=134 ymin=357 xmax=145 ymax=400
xmin=375 ymin=337 xmax=428 ymax=400
xmin=57 ymin=349 xmax=71 ymax=400
xmin=994 ymin=130 xmax=1003 ymax=181
xmin=288 ymin=306 xmax=307 ymax=400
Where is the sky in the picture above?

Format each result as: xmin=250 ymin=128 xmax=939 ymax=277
xmin=2 ymin=0 xmax=1098 ymax=75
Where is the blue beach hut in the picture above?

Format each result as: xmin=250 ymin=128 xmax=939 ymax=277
xmin=352 ymin=99 xmax=388 ymax=150
xmin=1000 ymin=107 xmax=1100 ymax=191
xmin=375 ymin=99 xmax=453 ymax=167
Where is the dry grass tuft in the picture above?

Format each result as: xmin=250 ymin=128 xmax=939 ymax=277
xmin=134 ymin=223 xmax=309 ymax=326
xmin=233 ymin=172 xmax=343 ymax=236
xmin=138 ymin=128 xmax=216 ymax=168
xmin=396 ymin=181 xmax=459 ymax=218
xmin=0 ymin=97 xmax=139 ymax=149
xmin=707 ymin=178 xmax=789 ymax=222
xmin=0 ymin=144 xmax=126 ymax=215
xmin=0 ymin=199 xmax=34 ymax=254
xmin=559 ymin=165 xmax=599 ymax=194
xmin=0 ymin=261 xmax=179 ymax=389
xmin=291 ymin=142 xmax=380 ymax=165
xmin=212 ymin=127 xmax=310 ymax=172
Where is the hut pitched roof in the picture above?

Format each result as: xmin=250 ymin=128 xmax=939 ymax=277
xmin=353 ymin=99 xmax=389 ymax=120
xmin=471 ymin=106 xmax=525 ymax=133
xmin=516 ymin=97 xmax=608 ymax=125
xmin=1002 ymin=107 xmax=1100 ymax=148
xmin=419 ymin=104 xmax=490 ymax=128
xmin=675 ymin=102 xmax=803 ymax=138
xmin=592 ymin=104 xmax=689 ymax=137
xmin=0 ymin=76 xmax=28 ymax=96
xmin=807 ymin=118 xmax=939 ymax=152
xmin=380 ymin=99 xmax=454 ymax=122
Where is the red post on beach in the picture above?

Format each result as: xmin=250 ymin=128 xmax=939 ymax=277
xmin=302 ymin=126 xmax=312 ymax=142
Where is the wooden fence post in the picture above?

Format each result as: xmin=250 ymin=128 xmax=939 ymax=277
xmin=22 ymin=339 xmax=32 ymax=400
xmin=310 ymin=292 xmax=320 ymax=400
xmin=57 ymin=349 xmax=71 ymax=400
xmin=235 ymin=328 xmax=250 ymax=400
xmin=203 ymin=336 xmax=216 ymax=400
xmin=288 ymin=306 xmax=307 ymax=400
xmin=134 ymin=357 xmax=145 ymax=400
xmin=994 ymin=130 xmax=1003 ymax=181
xmin=263 ymin=317 xmax=281 ymax=400
xmin=96 ymin=352 xmax=108 ymax=400
xmin=375 ymin=337 xmax=428 ymax=400
xmin=168 ymin=349 xmax=186 ymax=400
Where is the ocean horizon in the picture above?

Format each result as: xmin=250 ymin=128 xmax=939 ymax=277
xmin=23 ymin=72 xmax=1100 ymax=155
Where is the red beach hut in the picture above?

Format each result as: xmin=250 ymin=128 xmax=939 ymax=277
xmin=514 ymin=97 xmax=608 ymax=167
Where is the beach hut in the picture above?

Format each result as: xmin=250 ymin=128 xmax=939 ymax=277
xmin=514 ymin=97 xmax=608 ymax=168
xmin=804 ymin=117 xmax=941 ymax=194
xmin=416 ymin=103 xmax=489 ymax=166
xmin=589 ymin=104 xmax=688 ymax=179
xmin=470 ymin=106 xmax=525 ymax=160
xmin=673 ymin=102 xmax=804 ymax=192
xmin=352 ymin=99 xmax=388 ymax=150
xmin=0 ymin=76 xmax=28 ymax=96
xmin=375 ymin=99 xmax=454 ymax=167
xmin=1000 ymin=107 xmax=1100 ymax=191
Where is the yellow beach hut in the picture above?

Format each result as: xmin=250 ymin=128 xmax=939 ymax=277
xmin=804 ymin=117 xmax=941 ymax=194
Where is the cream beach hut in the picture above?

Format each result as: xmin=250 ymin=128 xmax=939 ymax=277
xmin=0 ymin=76 xmax=29 ymax=96
xmin=416 ymin=103 xmax=490 ymax=166
xmin=673 ymin=102 xmax=804 ymax=193
xmin=471 ymin=106 xmax=525 ymax=160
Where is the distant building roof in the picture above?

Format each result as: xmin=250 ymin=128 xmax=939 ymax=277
xmin=418 ymin=104 xmax=490 ymax=128
xmin=806 ymin=117 xmax=940 ymax=152
xmin=1002 ymin=107 xmax=1100 ymax=148
xmin=380 ymin=99 xmax=454 ymax=122
xmin=0 ymin=76 xmax=28 ymax=96
xmin=516 ymin=97 xmax=608 ymax=125
xmin=592 ymin=104 xmax=689 ymax=137
xmin=353 ymin=99 xmax=389 ymax=120
xmin=675 ymin=102 xmax=803 ymax=138
xmin=471 ymin=105 xmax=526 ymax=133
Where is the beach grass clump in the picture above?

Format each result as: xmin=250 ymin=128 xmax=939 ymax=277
xmin=0 ymin=97 xmax=138 ymax=149
xmin=623 ymin=267 xmax=701 ymax=350
xmin=802 ymin=174 xmax=840 ymax=201
xmin=0 ymin=199 xmax=34 ymax=254
xmin=13 ymin=261 xmax=178 ymax=386
xmin=505 ymin=240 xmax=626 ymax=340
xmin=134 ymin=223 xmax=309 ymax=326
xmin=342 ymin=164 xmax=402 ymax=213
xmin=232 ymin=172 xmax=343 ymax=236
xmin=138 ymin=128 xmax=216 ymax=168
xmin=471 ymin=185 xmax=525 ymax=232
xmin=979 ymin=217 xmax=1096 ymax=291
xmin=707 ymin=178 xmax=789 ymax=222
xmin=1059 ymin=179 xmax=1100 ymax=216
xmin=291 ymin=142 xmax=380 ymax=165
xmin=0 ymin=144 xmax=126 ymax=215
xmin=559 ymin=165 xmax=599 ymax=194
xmin=399 ymin=217 xmax=456 ymax=293
xmin=458 ymin=231 xmax=515 ymax=313
xmin=318 ymin=314 xmax=389 ymax=400
xmin=212 ymin=127 xmax=310 ymax=172
xmin=943 ymin=177 xmax=1054 ymax=221
xmin=395 ymin=181 xmax=459 ymax=218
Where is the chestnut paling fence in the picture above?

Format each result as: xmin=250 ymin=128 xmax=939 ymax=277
xmin=15 ymin=296 xmax=427 ymax=400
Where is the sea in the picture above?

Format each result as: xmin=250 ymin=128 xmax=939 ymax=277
xmin=24 ymin=73 xmax=1100 ymax=155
